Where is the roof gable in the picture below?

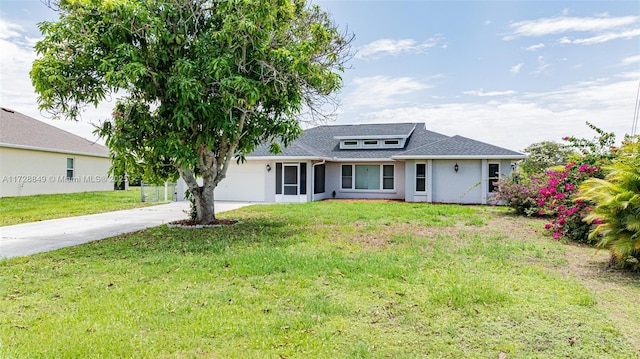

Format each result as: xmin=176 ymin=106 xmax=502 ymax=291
xmin=0 ymin=107 xmax=109 ymax=157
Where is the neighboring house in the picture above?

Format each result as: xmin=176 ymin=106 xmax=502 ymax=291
xmin=179 ymin=122 xmax=526 ymax=204
xmin=0 ymin=107 xmax=112 ymax=197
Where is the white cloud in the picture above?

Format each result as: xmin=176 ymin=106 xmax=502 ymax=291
xmin=463 ymin=89 xmax=517 ymax=97
xmin=621 ymin=55 xmax=640 ymax=66
xmin=510 ymin=63 xmax=523 ymax=75
xmin=504 ymin=16 xmax=639 ymax=39
xmin=559 ymin=37 xmax=571 ymax=44
xmin=571 ymin=28 xmax=640 ymax=45
xmin=0 ymin=18 xmax=24 ymax=39
xmin=524 ymin=43 xmax=545 ymax=51
xmin=345 ymin=76 xmax=430 ymax=108
xmin=342 ymin=73 xmax=636 ymax=151
xmin=355 ymin=37 xmax=444 ymax=59
xmin=0 ymin=17 xmax=108 ymax=143
xmin=533 ymin=56 xmax=550 ymax=75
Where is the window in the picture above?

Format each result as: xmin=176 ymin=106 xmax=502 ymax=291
xmin=66 ymin=158 xmax=74 ymax=180
xmin=363 ymin=140 xmax=379 ymax=146
xmin=355 ymin=165 xmax=380 ymax=189
xmin=343 ymin=140 xmax=358 ymax=147
xmin=488 ymin=163 xmax=500 ymax=193
xmin=416 ymin=163 xmax=426 ymax=192
xmin=341 ymin=165 xmax=352 ymax=189
xmin=383 ymin=165 xmax=394 ymax=190
xmin=384 ymin=139 xmax=399 ymax=146
xmin=314 ymin=164 xmax=325 ymax=194
xmin=342 ymin=164 xmax=394 ymax=190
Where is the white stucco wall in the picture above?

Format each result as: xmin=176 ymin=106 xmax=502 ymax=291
xmin=0 ymin=147 xmax=112 ymax=197
xmin=213 ymin=160 xmax=268 ymax=202
xmin=432 ymin=159 xmax=483 ymax=204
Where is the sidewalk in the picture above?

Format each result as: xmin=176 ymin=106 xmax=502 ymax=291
xmin=0 ymin=201 xmax=251 ymax=259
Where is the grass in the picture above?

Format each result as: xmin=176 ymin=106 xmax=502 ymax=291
xmin=0 ymin=188 xmax=153 ymax=226
xmin=1 ymin=201 xmax=638 ymax=358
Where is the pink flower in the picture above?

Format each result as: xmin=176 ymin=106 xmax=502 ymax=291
xmin=562 ymin=137 xmax=570 ymax=141
xmin=593 ymin=219 xmax=604 ymax=225
xmin=544 ymin=223 xmax=552 ymax=229
xmin=552 ymin=232 xmax=562 ymax=239
xmin=578 ymin=164 xmax=589 ymax=173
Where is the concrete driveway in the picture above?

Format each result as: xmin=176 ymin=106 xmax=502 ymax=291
xmin=0 ymin=201 xmax=251 ymax=259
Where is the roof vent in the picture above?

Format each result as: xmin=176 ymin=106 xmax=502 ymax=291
xmin=2 ymin=107 xmax=15 ymax=113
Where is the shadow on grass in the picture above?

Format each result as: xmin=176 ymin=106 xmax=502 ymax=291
xmin=48 ymin=217 xmax=304 ymax=260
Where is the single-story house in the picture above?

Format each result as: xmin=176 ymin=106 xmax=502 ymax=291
xmin=178 ymin=122 xmax=526 ymax=204
xmin=0 ymin=107 xmax=113 ymax=197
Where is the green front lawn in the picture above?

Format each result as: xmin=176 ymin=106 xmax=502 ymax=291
xmin=0 ymin=189 xmax=152 ymax=226
xmin=1 ymin=201 xmax=638 ymax=358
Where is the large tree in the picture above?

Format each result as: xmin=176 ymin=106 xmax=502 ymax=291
xmin=520 ymin=141 xmax=575 ymax=174
xmin=31 ymin=0 xmax=352 ymax=224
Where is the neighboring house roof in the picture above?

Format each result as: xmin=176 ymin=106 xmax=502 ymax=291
xmin=249 ymin=122 xmax=525 ymax=160
xmin=0 ymin=107 xmax=109 ymax=158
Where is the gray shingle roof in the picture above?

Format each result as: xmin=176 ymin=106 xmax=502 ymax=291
xmin=248 ymin=123 xmax=525 ymax=160
xmin=395 ymin=135 xmax=525 ymax=158
xmin=0 ymin=107 xmax=109 ymax=157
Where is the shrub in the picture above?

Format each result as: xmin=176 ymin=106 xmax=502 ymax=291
xmin=537 ymin=122 xmax=617 ymax=243
xmin=577 ymin=137 xmax=640 ymax=263
xmin=490 ymin=173 xmax=546 ymax=215
xmin=539 ymin=163 xmax=601 ymax=243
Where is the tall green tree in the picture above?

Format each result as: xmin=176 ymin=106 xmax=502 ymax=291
xmin=520 ymin=141 xmax=575 ymax=174
xmin=31 ymin=0 xmax=352 ymax=224
xmin=577 ymin=136 xmax=640 ymax=264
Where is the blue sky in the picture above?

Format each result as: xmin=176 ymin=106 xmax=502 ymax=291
xmin=1 ymin=0 xmax=638 ymax=151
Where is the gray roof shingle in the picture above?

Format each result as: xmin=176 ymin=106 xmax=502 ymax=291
xmin=395 ymin=135 xmax=525 ymax=158
xmin=0 ymin=107 xmax=109 ymax=157
xmin=249 ymin=123 xmax=525 ymax=160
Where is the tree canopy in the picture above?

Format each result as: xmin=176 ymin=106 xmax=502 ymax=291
xmin=32 ymin=0 xmax=352 ymax=223
xmin=520 ymin=141 xmax=575 ymax=174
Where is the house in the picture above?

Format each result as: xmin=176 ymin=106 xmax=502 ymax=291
xmin=0 ymin=107 xmax=113 ymax=197
xmin=178 ymin=122 xmax=526 ymax=204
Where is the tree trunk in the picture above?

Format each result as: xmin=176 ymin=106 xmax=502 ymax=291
xmin=177 ymin=139 xmax=238 ymax=225
xmin=177 ymin=155 xmax=217 ymax=224
xmin=193 ymin=182 xmax=215 ymax=224
xmin=179 ymin=174 xmax=216 ymax=224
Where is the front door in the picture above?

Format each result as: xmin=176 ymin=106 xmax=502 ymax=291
xmin=275 ymin=162 xmax=307 ymax=203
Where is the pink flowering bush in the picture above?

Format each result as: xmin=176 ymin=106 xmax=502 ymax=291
xmin=537 ymin=123 xmax=617 ymax=243
xmin=490 ymin=173 xmax=546 ymax=215
xmin=497 ymin=122 xmax=619 ymax=244
xmin=538 ymin=162 xmax=602 ymax=243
